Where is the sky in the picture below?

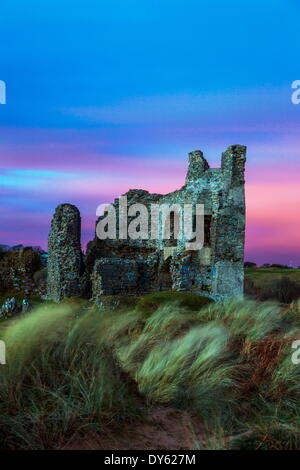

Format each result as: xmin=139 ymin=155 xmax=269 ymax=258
xmin=0 ymin=0 xmax=299 ymax=265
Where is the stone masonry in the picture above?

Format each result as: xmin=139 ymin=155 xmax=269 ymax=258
xmin=47 ymin=204 xmax=87 ymax=301
xmin=47 ymin=145 xmax=247 ymax=302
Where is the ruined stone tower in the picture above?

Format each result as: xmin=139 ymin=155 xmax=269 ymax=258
xmin=47 ymin=145 xmax=247 ymax=302
xmin=47 ymin=204 xmax=86 ymax=302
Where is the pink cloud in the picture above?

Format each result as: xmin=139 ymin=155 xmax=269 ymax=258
xmin=245 ymin=182 xmax=300 ymax=264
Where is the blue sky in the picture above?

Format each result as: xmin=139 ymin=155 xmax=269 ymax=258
xmin=0 ymin=0 xmax=300 ymax=264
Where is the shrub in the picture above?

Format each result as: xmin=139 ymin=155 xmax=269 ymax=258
xmin=259 ymin=277 xmax=300 ymax=303
xmin=33 ymin=267 xmax=47 ymax=288
xmin=270 ymin=264 xmax=290 ymax=269
xmin=244 ymin=262 xmax=257 ymax=268
xmin=244 ymin=278 xmax=257 ymax=298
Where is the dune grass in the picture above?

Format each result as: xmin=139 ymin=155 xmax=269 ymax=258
xmin=0 ymin=304 xmax=142 ymax=449
xmin=1 ymin=294 xmax=300 ymax=449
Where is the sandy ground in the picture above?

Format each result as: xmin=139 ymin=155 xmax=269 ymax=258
xmin=64 ymin=406 xmax=204 ymax=450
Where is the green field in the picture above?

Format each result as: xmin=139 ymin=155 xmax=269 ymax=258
xmin=245 ymin=268 xmax=300 ymax=282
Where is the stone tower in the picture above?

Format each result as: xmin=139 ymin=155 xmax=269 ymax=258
xmin=47 ymin=203 xmax=86 ymax=302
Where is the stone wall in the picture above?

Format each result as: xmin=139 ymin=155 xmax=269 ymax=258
xmin=0 ymin=247 xmax=43 ymax=296
xmin=91 ymin=258 xmax=140 ymax=300
xmin=46 ymin=145 xmax=247 ymax=303
xmin=46 ymin=204 xmax=87 ymax=302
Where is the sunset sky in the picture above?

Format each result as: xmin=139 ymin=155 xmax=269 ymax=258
xmin=0 ymin=0 xmax=299 ymax=265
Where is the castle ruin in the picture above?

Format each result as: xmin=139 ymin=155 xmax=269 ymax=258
xmin=47 ymin=145 xmax=247 ymax=302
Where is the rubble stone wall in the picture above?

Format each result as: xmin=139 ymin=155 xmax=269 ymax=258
xmin=46 ymin=145 xmax=247 ymax=303
xmin=47 ymin=204 xmax=87 ymax=302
